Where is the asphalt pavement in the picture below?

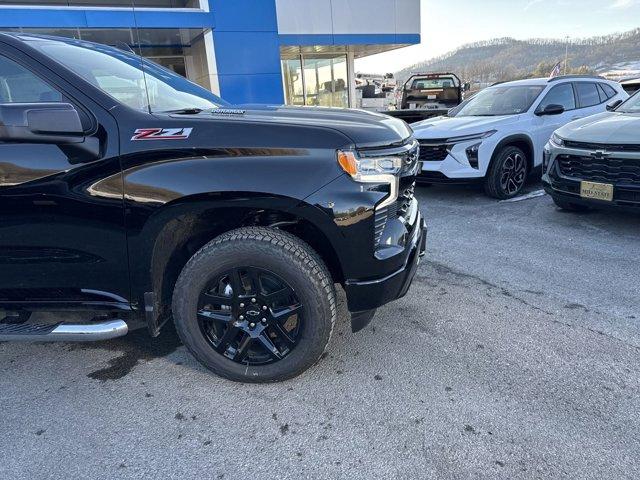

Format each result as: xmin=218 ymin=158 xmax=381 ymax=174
xmin=1 ymin=184 xmax=639 ymax=480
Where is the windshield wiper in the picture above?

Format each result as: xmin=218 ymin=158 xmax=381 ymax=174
xmin=162 ymin=107 xmax=205 ymax=115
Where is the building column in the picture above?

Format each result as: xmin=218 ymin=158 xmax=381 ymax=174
xmin=190 ymin=30 xmax=220 ymax=95
xmin=209 ymin=0 xmax=284 ymax=104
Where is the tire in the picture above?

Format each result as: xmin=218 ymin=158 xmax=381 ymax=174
xmin=484 ymin=146 xmax=529 ymax=199
xmin=172 ymin=226 xmax=336 ymax=383
xmin=552 ymin=195 xmax=590 ymax=212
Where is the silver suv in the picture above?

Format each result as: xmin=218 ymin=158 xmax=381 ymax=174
xmin=542 ymin=92 xmax=640 ymax=211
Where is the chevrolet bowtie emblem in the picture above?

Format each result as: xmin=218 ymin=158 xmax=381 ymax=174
xmin=591 ymin=150 xmax=611 ymax=159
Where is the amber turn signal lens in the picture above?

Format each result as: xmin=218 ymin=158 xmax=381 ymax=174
xmin=337 ymin=150 xmax=358 ymax=176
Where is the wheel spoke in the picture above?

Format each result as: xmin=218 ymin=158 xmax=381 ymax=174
xmin=218 ymin=323 xmax=242 ymax=351
xmin=234 ymin=334 xmax=253 ymax=362
xmin=199 ymin=291 xmax=233 ymax=306
xmin=256 ymin=331 xmax=284 ymax=359
xmin=272 ymin=303 xmax=302 ymax=321
xmin=263 ymin=286 xmax=293 ymax=305
xmin=245 ymin=268 xmax=263 ymax=295
xmin=269 ymin=321 xmax=296 ymax=347
xmin=500 ymin=172 xmax=510 ymax=189
xmin=198 ymin=309 xmax=231 ymax=322
xmin=228 ymin=268 xmax=244 ymax=297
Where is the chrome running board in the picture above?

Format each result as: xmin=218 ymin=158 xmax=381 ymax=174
xmin=0 ymin=319 xmax=128 ymax=342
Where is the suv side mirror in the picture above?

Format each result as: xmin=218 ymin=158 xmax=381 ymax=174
xmin=0 ymin=103 xmax=84 ymax=144
xmin=536 ymin=104 xmax=565 ymax=116
xmin=463 ymin=82 xmax=471 ymax=92
xmin=606 ymin=99 xmax=623 ymax=111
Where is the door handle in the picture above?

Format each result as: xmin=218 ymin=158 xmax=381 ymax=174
xmin=571 ymin=116 xmax=582 ymax=121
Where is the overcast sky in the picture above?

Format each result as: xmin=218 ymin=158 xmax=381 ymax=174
xmin=354 ymin=0 xmax=640 ymax=73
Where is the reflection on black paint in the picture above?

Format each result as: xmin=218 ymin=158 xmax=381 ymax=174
xmin=0 ymin=144 xmax=72 ymax=186
xmin=0 ymin=246 xmax=104 ymax=264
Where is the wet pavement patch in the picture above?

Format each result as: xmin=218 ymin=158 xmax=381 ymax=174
xmin=86 ymin=326 xmax=181 ymax=382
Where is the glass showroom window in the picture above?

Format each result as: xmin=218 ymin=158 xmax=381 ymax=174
xmin=282 ymin=58 xmax=305 ymax=106
xmin=9 ymin=28 xmax=208 ymax=81
xmin=282 ymin=54 xmax=350 ymax=108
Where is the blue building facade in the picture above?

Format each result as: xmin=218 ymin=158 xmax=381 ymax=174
xmin=0 ymin=0 xmax=421 ymax=106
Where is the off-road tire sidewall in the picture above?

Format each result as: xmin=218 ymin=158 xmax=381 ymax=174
xmin=172 ymin=227 xmax=336 ymax=383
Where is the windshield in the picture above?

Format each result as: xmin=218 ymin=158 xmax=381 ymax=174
xmin=29 ymin=39 xmax=230 ymax=113
xmin=616 ymin=91 xmax=640 ymax=113
xmin=411 ymin=76 xmax=458 ymax=89
xmin=454 ymin=85 xmax=545 ymax=116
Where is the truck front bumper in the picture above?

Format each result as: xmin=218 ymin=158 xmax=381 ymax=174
xmin=344 ymin=214 xmax=426 ymax=331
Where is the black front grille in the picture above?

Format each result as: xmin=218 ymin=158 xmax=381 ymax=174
xmin=418 ymin=143 xmax=448 ymax=162
xmin=373 ymin=180 xmax=416 ymax=246
xmin=557 ymin=155 xmax=640 ymax=185
xmin=397 ymin=181 xmax=415 ymax=217
xmin=563 ymin=140 xmax=640 ymax=152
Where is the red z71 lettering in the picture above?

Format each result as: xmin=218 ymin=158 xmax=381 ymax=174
xmin=131 ymin=128 xmax=193 ymax=141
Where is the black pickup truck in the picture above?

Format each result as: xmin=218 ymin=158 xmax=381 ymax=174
xmin=0 ymin=34 xmax=426 ymax=382
xmin=387 ymin=72 xmax=468 ymax=124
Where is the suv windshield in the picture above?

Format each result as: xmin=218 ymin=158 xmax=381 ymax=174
xmin=454 ymin=85 xmax=544 ymax=116
xmin=616 ymin=92 xmax=640 ymax=113
xmin=27 ymin=38 xmax=230 ymax=113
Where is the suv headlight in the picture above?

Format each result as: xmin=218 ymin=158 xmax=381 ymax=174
xmin=445 ymin=130 xmax=497 ymax=144
xmin=550 ymin=133 xmax=565 ymax=147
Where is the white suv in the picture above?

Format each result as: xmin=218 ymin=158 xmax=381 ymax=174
xmin=412 ymin=76 xmax=628 ymax=199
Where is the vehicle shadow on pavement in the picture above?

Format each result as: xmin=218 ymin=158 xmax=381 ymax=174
xmin=64 ymin=322 xmax=184 ymax=382
xmin=62 ymin=290 xmax=355 ymax=383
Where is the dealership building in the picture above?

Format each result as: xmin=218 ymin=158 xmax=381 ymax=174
xmin=0 ymin=0 xmax=421 ymax=106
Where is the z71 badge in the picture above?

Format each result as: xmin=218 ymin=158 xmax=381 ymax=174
xmin=131 ymin=128 xmax=193 ymax=141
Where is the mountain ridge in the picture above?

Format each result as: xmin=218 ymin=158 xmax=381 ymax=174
xmin=396 ymin=28 xmax=640 ymax=83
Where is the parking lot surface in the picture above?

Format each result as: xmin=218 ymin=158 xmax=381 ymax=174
xmin=1 ymin=185 xmax=639 ymax=480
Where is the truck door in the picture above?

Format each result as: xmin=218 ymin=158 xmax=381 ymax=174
xmin=0 ymin=46 xmax=130 ymax=307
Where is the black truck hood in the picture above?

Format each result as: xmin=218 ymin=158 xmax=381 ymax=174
xmin=224 ymin=104 xmax=413 ymax=148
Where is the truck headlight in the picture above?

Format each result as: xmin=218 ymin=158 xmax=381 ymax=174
xmin=337 ymin=150 xmax=403 ymax=177
xmin=337 ymin=150 xmax=400 ymax=210
xmin=550 ymin=133 xmax=565 ymax=147
xmin=337 ymin=141 xmax=419 ymax=210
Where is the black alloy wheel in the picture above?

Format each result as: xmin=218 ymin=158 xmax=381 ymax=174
xmin=172 ymin=227 xmax=336 ymax=383
xmin=197 ymin=266 xmax=303 ymax=366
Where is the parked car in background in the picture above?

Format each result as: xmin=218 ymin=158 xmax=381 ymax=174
xmin=543 ymin=92 xmax=640 ymax=211
xmin=0 ymin=33 xmax=426 ymax=383
xmin=412 ymin=76 xmax=628 ymax=199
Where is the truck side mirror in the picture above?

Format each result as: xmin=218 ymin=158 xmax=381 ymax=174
xmin=0 ymin=103 xmax=85 ymax=144
xmin=536 ymin=104 xmax=565 ymax=116
xmin=606 ymin=99 xmax=623 ymax=111
xmin=463 ymin=83 xmax=471 ymax=92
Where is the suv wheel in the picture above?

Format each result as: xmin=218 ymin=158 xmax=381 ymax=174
xmin=552 ymin=195 xmax=590 ymax=212
xmin=173 ymin=227 xmax=336 ymax=383
xmin=484 ymin=146 xmax=529 ymax=199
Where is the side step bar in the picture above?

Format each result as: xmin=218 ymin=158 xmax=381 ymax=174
xmin=0 ymin=319 xmax=128 ymax=342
